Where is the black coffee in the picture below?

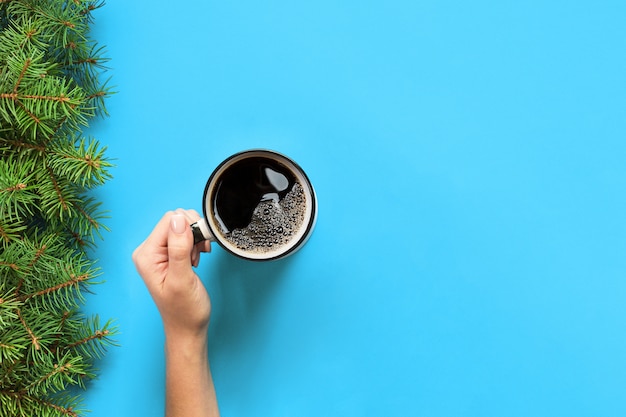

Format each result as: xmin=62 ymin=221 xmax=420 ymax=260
xmin=211 ymin=156 xmax=307 ymax=254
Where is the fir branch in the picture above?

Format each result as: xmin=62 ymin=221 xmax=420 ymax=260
xmin=1 ymin=183 xmax=27 ymax=192
xmin=6 ymin=235 xmax=63 ymax=277
xmin=66 ymin=331 xmax=106 ymax=350
xmin=0 ymin=220 xmax=25 ymax=245
xmin=47 ymin=136 xmax=112 ymax=188
xmin=0 ymin=16 xmax=44 ymax=59
xmin=15 ymin=252 xmax=100 ymax=313
xmin=18 ymin=93 xmax=72 ymax=103
xmin=40 ymin=164 xmax=74 ymax=219
xmin=0 ymin=328 xmax=27 ymax=362
xmin=6 ymin=0 xmax=88 ymax=45
xmin=16 ymin=309 xmax=39 ymax=351
xmin=0 ymin=136 xmax=46 ymax=153
xmin=0 ymin=159 xmax=37 ymax=221
xmin=67 ymin=229 xmax=87 ymax=249
xmin=0 ymin=2 xmax=115 ymax=414
xmin=65 ymin=316 xmax=117 ymax=360
xmin=0 ymin=391 xmax=82 ymax=417
xmin=12 ymin=55 xmax=30 ymax=92
xmin=13 ymin=308 xmax=62 ymax=358
xmin=21 ymin=353 xmax=89 ymax=396
xmin=29 ymin=242 xmax=49 ymax=268
xmin=0 ymin=358 xmax=28 ymax=397
xmin=33 ymin=395 xmax=81 ymax=417
xmin=0 ymin=261 xmax=19 ymax=271
xmin=0 ymin=292 xmax=21 ymax=325
xmin=48 ymin=309 xmax=71 ymax=355
xmin=1 ymin=50 xmax=88 ymax=140
xmin=23 ymin=362 xmax=70 ymax=393
xmin=16 ymin=272 xmax=89 ymax=303
xmin=32 ymin=394 xmax=81 ymax=417
xmin=56 ymin=195 xmax=110 ymax=247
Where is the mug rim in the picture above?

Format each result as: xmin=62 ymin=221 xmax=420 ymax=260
xmin=201 ymin=149 xmax=317 ymax=261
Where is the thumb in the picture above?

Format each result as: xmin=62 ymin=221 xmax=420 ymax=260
xmin=167 ymin=214 xmax=194 ymax=278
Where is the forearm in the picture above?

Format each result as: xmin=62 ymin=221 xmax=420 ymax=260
xmin=164 ymin=334 xmax=220 ymax=417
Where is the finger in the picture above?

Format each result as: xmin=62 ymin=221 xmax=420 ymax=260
xmin=196 ymin=240 xmax=212 ymax=254
xmin=192 ymin=239 xmax=211 ymax=267
xmin=173 ymin=209 xmax=203 ymax=265
xmin=143 ymin=211 xmax=176 ymax=249
xmin=192 ymin=245 xmax=199 ymax=267
xmin=166 ymin=214 xmax=195 ymax=284
xmin=132 ymin=211 xmax=174 ymax=279
xmin=180 ymin=209 xmax=211 ymax=255
xmin=175 ymin=208 xmax=201 ymax=224
xmin=186 ymin=208 xmax=201 ymax=221
xmin=172 ymin=209 xmax=211 ymax=265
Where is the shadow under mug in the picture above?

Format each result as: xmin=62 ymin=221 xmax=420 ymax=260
xmin=190 ymin=149 xmax=318 ymax=261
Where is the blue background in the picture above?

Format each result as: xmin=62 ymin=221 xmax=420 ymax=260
xmin=85 ymin=1 xmax=626 ymax=416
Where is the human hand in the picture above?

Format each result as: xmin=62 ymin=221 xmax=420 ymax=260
xmin=133 ymin=209 xmax=221 ymax=417
xmin=132 ymin=209 xmax=212 ymax=340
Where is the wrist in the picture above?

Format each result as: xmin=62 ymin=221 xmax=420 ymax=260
xmin=165 ymin=333 xmax=209 ymax=368
xmin=165 ymin=327 xmax=208 ymax=349
xmin=162 ymin=316 xmax=210 ymax=343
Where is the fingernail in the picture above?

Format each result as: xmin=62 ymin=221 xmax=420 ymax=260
xmin=170 ymin=214 xmax=186 ymax=235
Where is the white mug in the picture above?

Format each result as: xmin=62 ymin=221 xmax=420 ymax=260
xmin=191 ymin=149 xmax=317 ymax=261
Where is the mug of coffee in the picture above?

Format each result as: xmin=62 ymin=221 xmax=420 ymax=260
xmin=190 ymin=149 xmax=317 ymax=261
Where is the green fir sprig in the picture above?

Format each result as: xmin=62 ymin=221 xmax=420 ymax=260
xmin=0 ymin=1 xmax=116 ymax=416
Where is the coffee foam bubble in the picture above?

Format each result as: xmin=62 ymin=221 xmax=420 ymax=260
xmin=222 ymin=182 xmax=307 ymax=254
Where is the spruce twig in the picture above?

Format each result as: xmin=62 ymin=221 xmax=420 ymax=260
xmin=0 ymin=1 xmax=116 ymax=415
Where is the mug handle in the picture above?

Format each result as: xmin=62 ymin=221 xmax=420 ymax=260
xmin=190 ymin=218 xmax=215 ymax=244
